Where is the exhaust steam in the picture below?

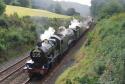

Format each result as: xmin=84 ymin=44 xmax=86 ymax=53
xmin=69 ymin=19 xmax=80 ymax=29
xmin=40 ymin=27 xmax=55 ymax=41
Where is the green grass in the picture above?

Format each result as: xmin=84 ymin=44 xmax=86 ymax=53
xmin=5 ymin=5 xmax=70 ymax=18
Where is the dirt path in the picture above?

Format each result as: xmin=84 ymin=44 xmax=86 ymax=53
xmin=30 ymin=26 xmax=94 ymax=84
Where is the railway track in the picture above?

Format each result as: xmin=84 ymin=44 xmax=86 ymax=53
xmin=22 ymin=78 xmax=30 ymax=84
xmin=0 ymin=56 xmax=29 ymax=83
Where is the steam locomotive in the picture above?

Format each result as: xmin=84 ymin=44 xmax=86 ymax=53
xmin=23 ymin=18 xmax=94 ymax=78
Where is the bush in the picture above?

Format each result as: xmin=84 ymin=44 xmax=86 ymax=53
xmin=0 ymin=0 xmax=6 ymax=15
xmin=0 ymin=14 xmax=37 ymax=63
xmin=86 ymin=14 xmax=125 ymax=83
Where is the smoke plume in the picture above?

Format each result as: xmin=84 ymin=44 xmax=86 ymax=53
xmin=69 ymin=19 xmax=80 ymax=28
xmin=40 ymin=27 xmax=55 ymax=41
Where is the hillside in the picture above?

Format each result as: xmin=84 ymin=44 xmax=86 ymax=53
xmin=56 ymin=13 xmax=125 ymax=84
xmin=5 ymin=5 xmax=69 ymax=18
xmin=32 ymin=0 xmax=90 ymax=16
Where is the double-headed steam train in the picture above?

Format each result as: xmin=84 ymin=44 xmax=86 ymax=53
xmin=24 ymin=18 xmax=94 ymax=78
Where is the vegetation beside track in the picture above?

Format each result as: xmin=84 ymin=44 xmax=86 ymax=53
xmin=0 ymin=14 xmax=36 ymax=63
xmin=56 ymin=0 xmax=125 ymax=84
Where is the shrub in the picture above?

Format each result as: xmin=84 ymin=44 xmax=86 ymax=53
xmin=0 ymin=0 xmax=6 ymax=15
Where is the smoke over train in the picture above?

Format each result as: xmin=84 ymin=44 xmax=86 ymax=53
xmin=23 ymin=17 xmax=94 ymax=78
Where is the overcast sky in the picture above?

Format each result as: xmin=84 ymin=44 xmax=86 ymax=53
xmin=54 ymin=0 xmax=91 ymax=6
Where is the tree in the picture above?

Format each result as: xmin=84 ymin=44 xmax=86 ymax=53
xmin=4 ymin=0 xmax=11 ymax=4
xmin=0 ymin=0 xmax=6 ymax=15
xmin=91 ymin=0 xmax=125 ymax=19
xmin=65 ymin=8 xmax=80 ymax=16
xmin=99 ymin=0 xmax=123 ymax=19
xmin=48 ymin=4 xmax=55 ymax=12
xmin=54 ymin=3 xmax=63 ymax=14
xmin=18 ymin=0 xmax=31 ymax=7
xmin=11 ymin=0 xmax=20 ymax=6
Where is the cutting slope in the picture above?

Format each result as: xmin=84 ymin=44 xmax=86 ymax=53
xmin=5 ymin=5 xmax=69 ymax=18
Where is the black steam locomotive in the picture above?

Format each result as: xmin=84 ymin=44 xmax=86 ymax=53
xmin=23 ymin=18 xmax=94 ymax=78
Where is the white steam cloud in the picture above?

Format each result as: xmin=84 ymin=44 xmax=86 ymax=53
xmin=40 ymin=19 xmax=83 ymax=41
xmin=40 ymin=27 xmax=55 ymax=41
xmin=69 ymin=19 xmax=81 ymax=29
xmin=58 ymin=26 xmax=68 ymax=36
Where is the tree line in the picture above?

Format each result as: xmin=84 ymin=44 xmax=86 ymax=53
xmin=44 ymin=3 xmax=80 ymax=16
xmin=2 ymin=0 xmax=80 ymax=16
xmin=91 ymin=0 xmax=125 ymax=20
xmin=3 ymin=0 xmax=31 ymax=7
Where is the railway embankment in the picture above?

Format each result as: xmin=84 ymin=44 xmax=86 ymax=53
xmin=56 ymin=13 xmax=125 ymax=84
